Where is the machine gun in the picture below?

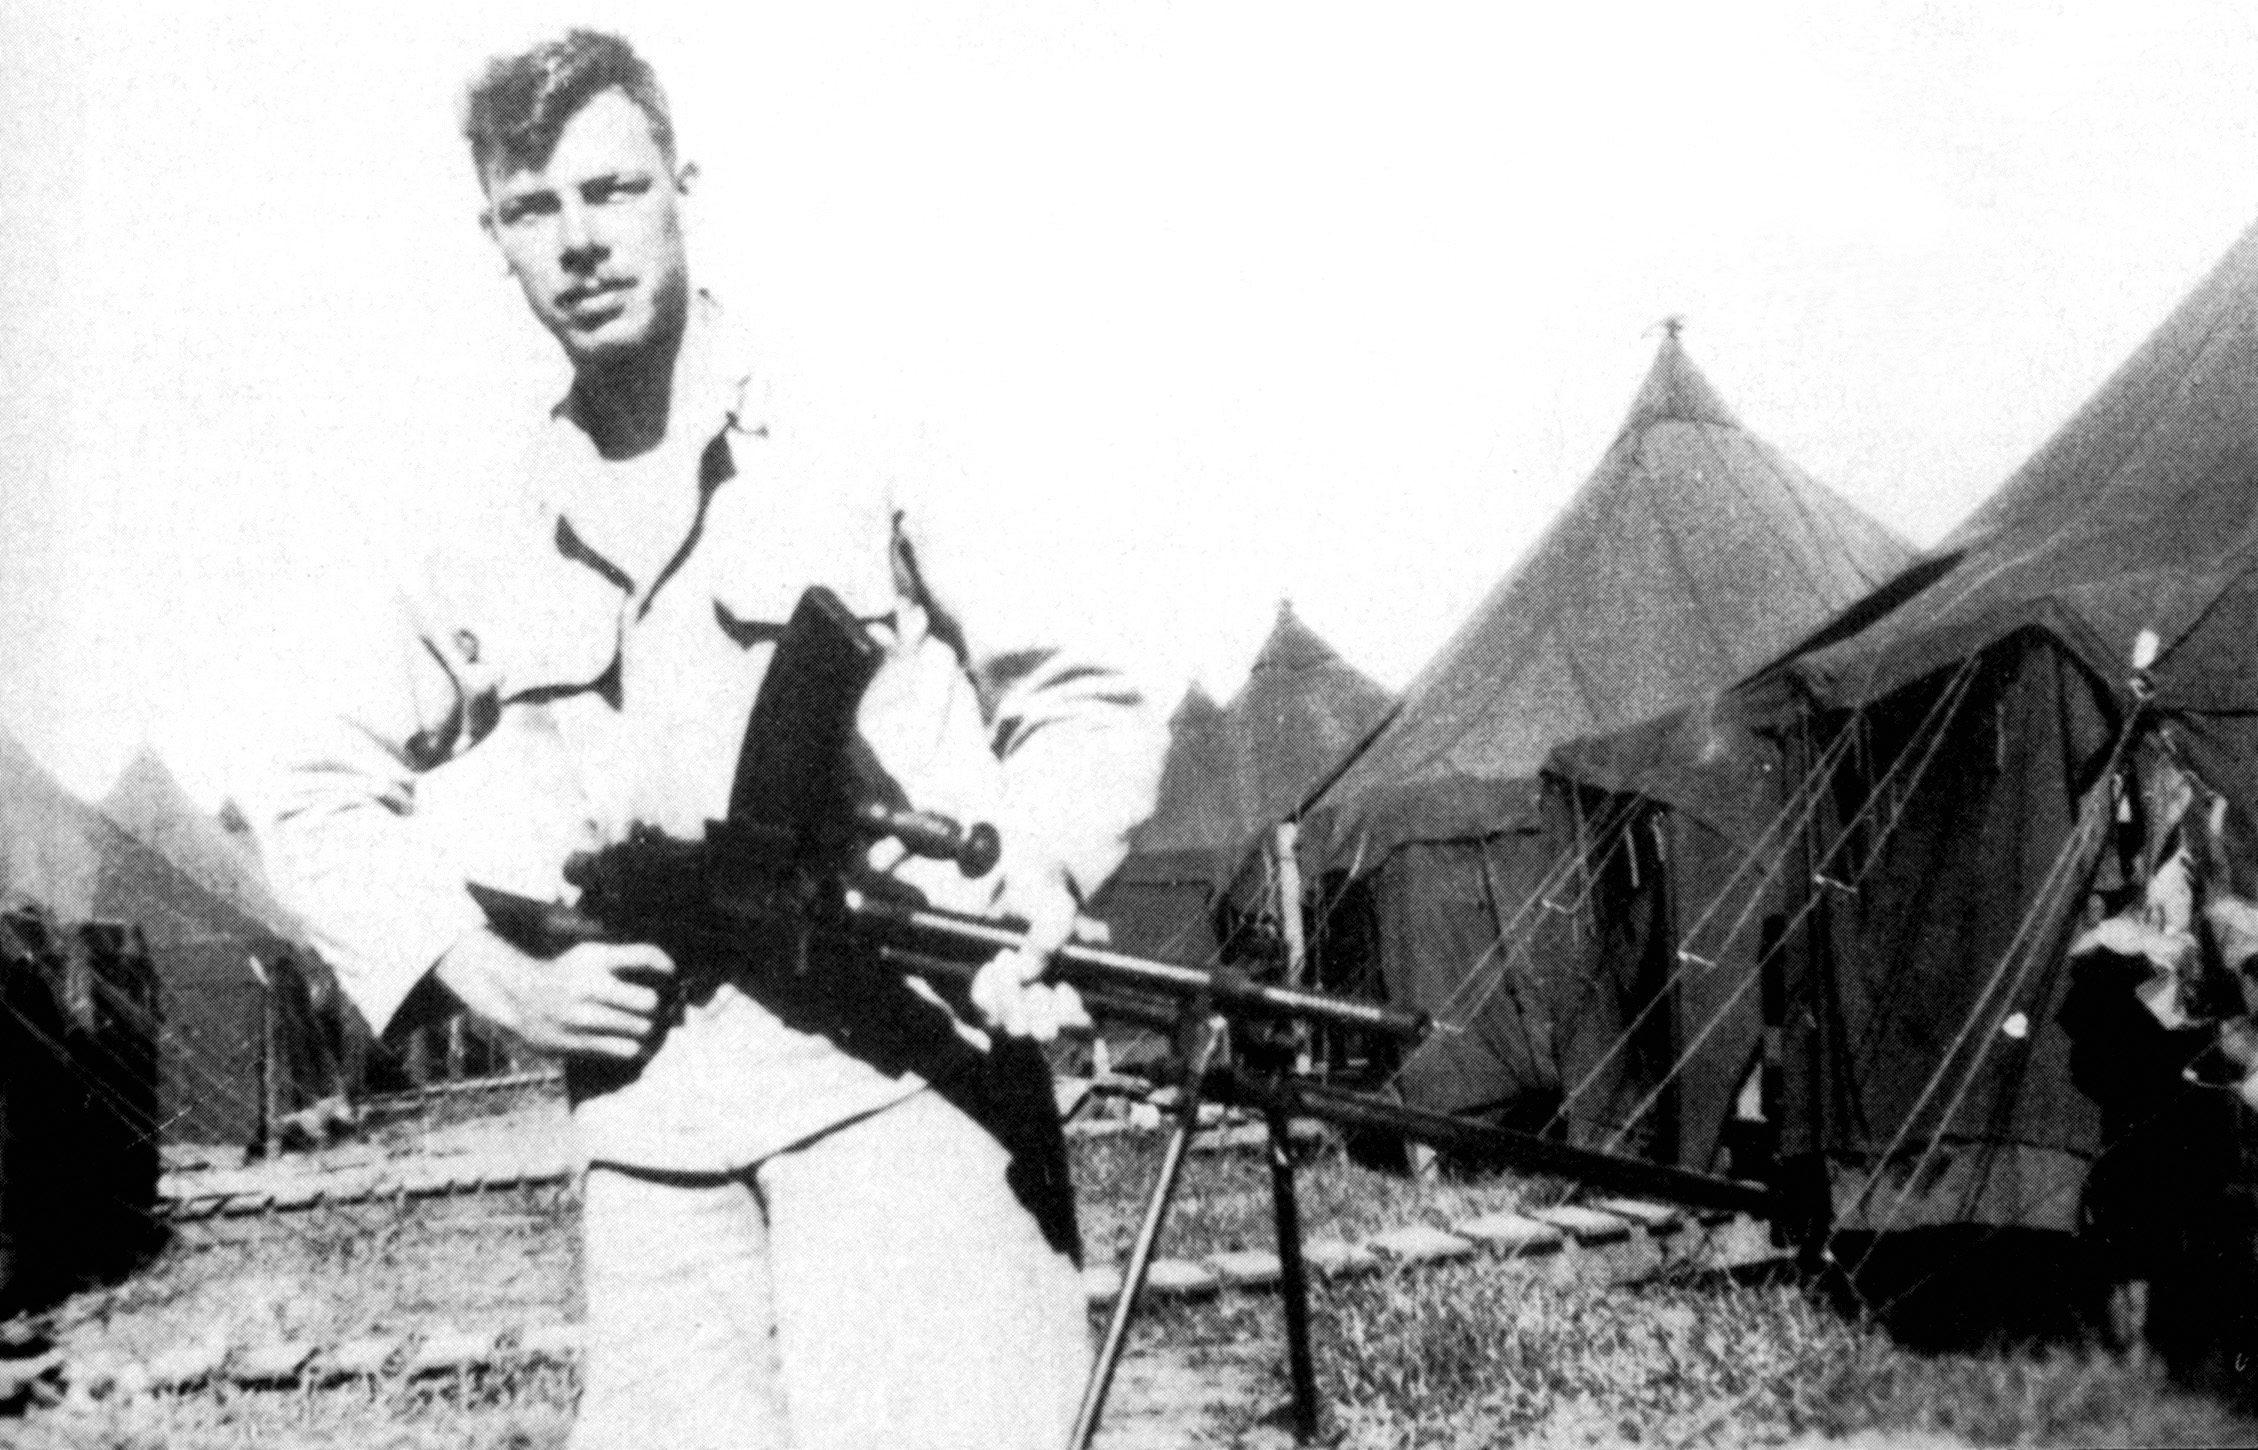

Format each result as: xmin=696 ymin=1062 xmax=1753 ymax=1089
xmin=468 ymin=586 xmax=1416 ymax=1041
xmin=471 ymin=586 xmax=1774 ymax=1448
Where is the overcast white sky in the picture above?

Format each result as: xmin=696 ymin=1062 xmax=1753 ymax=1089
xmin=5 ymin=1 xmax=2258 ymax=805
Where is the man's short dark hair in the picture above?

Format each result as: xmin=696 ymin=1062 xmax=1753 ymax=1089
xmin=462 ymin=29 xmax=674 ymax=183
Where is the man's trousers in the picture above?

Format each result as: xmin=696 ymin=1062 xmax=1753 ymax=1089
xmin=569 ymin=1079 xmax=1090 ymax=1450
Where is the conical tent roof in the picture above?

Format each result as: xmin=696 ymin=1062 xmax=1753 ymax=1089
xmin=102 ymin=748 xmax=307 ymax=943
xmin=1785 ymin=215 xmax=2258 ymax=714
xmin=1223 ymin=601 xmax=1395 ymax=838
xmin=1115 ymin=609 xmax=1395 ymax=887
xmin=1114 ymin=684 xmax=1246 ymax=880
xmin=1563 ymin=217 xmax=2258 ymax=846
xmin=0 ymin=729 xmax=259 ymax=948
xmin=1538 ymin=224 xmax=2258 ymax=1234
xmin=0 ymin=729 xmax=303 ymax=1141
xmin=0 ymin=730 xmax=112 ymax=925
xmin=1308 ymin=331 xmax=1914 ymax=868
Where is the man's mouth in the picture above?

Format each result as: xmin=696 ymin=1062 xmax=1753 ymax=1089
xmin=558 ymin=278 xmax=634 ymax=314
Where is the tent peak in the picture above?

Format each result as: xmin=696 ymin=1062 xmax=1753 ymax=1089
xmin=1251 ymin=602 xmax=1351 ymax=679
xmin=1169 ymin=681 xmax=1225 ymax=725
xmin=1624 ymin=328 xmax=1740 ymax=434
xmin=112 ymin=743 xmax=184 ymax=794
xmin=1302 ymin=329 xmax=1912 ymax=868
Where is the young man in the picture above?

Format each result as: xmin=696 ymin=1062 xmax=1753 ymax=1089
xmin=264 ymin=30 xmax=1162 ymax=1450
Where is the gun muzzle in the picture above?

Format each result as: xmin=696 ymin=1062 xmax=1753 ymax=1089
xmin=854 ymin=800 xmax=1001 ymax=878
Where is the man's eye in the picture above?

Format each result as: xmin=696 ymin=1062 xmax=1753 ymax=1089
xmin=498 ymin=196 xmax=558 ymax=226
xmin=584 ymin=176 xmax=652 ymax=205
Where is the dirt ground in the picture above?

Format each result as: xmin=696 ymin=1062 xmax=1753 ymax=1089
xmin=2 ymin=1084 xmax=1299 ymax=1449
xmin=0 ymin=1082 xmax=2050 ymax=1450
xmin=8 ymin=1202 xmax=1282 ymax=1449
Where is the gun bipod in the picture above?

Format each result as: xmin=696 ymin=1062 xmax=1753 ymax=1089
xmin=1067 ymin=1004 xmax=1324 ymax=1450
xmin=1070 ymin=1009 xmax=1229 ymax=1450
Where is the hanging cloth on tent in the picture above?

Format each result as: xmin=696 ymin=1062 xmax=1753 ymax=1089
xmin=2068 ymin=737 xmax=2258 ymax=1101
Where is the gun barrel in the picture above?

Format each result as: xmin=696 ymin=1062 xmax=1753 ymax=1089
xmin=872 ymin=943 xmax=1195 ymax=1034
xmin=1209 ymin=1067 xmax=1778 ymax=1220
xmin=874 ymin=930 xmax=1771 ymax=1217
xmin=842 ymin=889 xmax=1428 ymax=1042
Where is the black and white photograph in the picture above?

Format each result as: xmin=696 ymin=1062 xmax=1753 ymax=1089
xmin=7 ymin=3 xmax=2258 ymax=1446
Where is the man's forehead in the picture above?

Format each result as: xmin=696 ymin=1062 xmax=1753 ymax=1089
xmin=484 ymin=89 xmax=670 ymax=195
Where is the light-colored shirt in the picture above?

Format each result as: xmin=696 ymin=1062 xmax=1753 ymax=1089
xmin=262 ymin=297 xmax=1165 ymax=1170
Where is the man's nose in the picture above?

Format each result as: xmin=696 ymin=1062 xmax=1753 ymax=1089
xmin=558 ymin=201 xmax=608 ymax=272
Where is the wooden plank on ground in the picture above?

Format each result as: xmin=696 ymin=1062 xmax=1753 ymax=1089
xmin=1300 ymin=1239 xmax=1379 ymax=1279
xmin=1452 ymin=1212 xmax=1566 ymax=1256
xmin=1593 ymin=1198 xmax=1683 ymax=1234
xmin=266 ymin=1180 xmax=324 ymax=1212
xmin=1205 ymin=1249 xmax=1283 ymax=1289
xmin=511 ymin=1322 xmax=584 ymax=1362
xmin=1143 ymin=1260 xmax=1220 ymax=1299
xmin=229 ymin=1342 xmax=315 ymax=1386
xmin=143 ymin=1340 xmax=229 ymax=1390
xmin=1082 ymin=1264 xmax=1125 ymax=1306
xmin=1529 ymin=1204 xmax=1634 ymax=1245
xmin=406 ymin=1327 xmax=497 ymax=1377
xmin=1367 ymin=1225 xmax=1478 ymax=1264
xmin=313 ymin=1335 xmax=402 ymax=1383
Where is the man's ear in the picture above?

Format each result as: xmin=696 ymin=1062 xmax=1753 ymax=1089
xmin=673 ymin=162 xmax=700 ymax=245
xmin=478 ymin=207 xmax=515 ymax=276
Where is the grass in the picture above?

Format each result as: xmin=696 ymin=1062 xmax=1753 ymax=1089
xmin=1299 ymin=1260 xmax=2258 ymax=1448
xmin=42 ymin=1184 xmax=578 ymax=1362
xmin=1071 ymin=1126 xmax=1559 ymax=1268
xmin=17 ymin=1095 xmax=2258 ymax=1448
xmin=4 ymin=1368 xmax=578 ymax=1450
xmin=1079 ymin=1126 xmax=2258 ymax=1448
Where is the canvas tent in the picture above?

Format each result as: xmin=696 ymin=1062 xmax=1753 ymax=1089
xmin=1288 ymin=330 xmax=1912 ymax=1136
xmin=0 ymin=729 xmax=308 ymax=1143
xmin=103 ymin=750 xmax=307 ymax=943
xmin=1226 ymin=601 xmax=1397 ymax=840
xmin=102 ymin=749 xmax=362 ymax=1114
xmin=1091 ymin=604 xmax=1393 ymax=966
xmin=1088 ymin=686 xmax=1246 ymax=964
xmin=1553 ymin=215 xmax=2258 ymax=1268
xmin=0 ymin=908 xmax=161 ymax=1310
xmin=1534 ymin=690 xmax=1804 ymax=1173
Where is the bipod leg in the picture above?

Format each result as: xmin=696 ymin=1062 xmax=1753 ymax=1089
xmin=1069 ymin=1012 xmax=1229 ymax=1450
xmin=1263 ymin=1104 xmax=1320 ymax=1442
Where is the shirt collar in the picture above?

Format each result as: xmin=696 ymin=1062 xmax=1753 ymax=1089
xmin=528 ymin=289 xmax=766 ymax=518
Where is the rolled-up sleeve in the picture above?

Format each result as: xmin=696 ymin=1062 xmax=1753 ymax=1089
xmin=249 ymin=587 xmax=492 ymax=1037
xmin=890 ymin=493 xmax=1168 ymax=902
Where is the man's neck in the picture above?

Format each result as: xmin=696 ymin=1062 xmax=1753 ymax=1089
xmin=567 ymin=324 xmax=685 ymax=462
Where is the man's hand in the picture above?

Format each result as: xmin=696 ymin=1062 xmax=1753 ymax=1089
xmin=969 ymin=855 xmax=1097 ymax=1042
xmin=434 ymin=927 xmax=676 ymax=1061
